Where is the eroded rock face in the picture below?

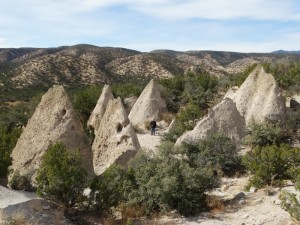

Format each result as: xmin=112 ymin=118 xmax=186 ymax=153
xmin=176 ymin=98 xmax=246 ymax=146
xmin=231 ymin=66 xmax=286 ymax=125
xmin=92 ymin=98 xmax=140 ymax=175
xmin=124 ymin=96 xmax=138 ymax=113
xmin=9 ymin=85 xmax=94 ymax=186
xmin=128 ymin=79 xmax=167 ymax=130
xmin=87 ymin=84 xmax=114 ymax=131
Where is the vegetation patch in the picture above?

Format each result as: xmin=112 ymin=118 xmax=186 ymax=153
xmin=36 ymin=142 xmax=87 ymax=207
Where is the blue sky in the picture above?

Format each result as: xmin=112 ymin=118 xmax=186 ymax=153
xmin=1 ymin=0 xmax=300 ymax=52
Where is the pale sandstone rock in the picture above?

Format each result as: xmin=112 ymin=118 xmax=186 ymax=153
xmin=87 ymin=84 xmax=114 ymax=131
xmin=9 ymin=85 xmax=94 ymax=186
xmin=231 ymin=66 xmax=286 ymax=125
xmin=286 ymin=95 xmax=300 ymax=109
xmin=92 ymin=98 xmax=140 ymax=175
xmin=124 ymin=96 xmax=138 ymax=113
xmin=176 ymin=98 xmax=245 ymax=146
xmin=128 ymin=79 xmax=167 ymax=130
xmin=223 ymin=86 xmax=239 ymax=99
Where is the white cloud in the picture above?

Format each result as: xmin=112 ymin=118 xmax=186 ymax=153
xmin=0 ymin=0 xmax=299 ymax=51
xmin=130 ymin=0 xmax=300 ymax=21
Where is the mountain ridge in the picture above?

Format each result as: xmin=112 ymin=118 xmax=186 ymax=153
xmin=1 ymin=45 xmax=300 ymax=89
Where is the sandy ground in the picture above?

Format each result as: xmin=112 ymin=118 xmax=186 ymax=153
xmin=137 ymin=129 xmax=163 ymax=152
xmin=0 ymin=186 xmax=36 ymax=209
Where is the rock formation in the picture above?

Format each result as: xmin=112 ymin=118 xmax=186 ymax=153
xmin=124 ymin=96 xmax=138 ymax=113
xmin=231 ymin=66 xmax=286 ymax=124
xmin=9 ymin=85 xmax=94 ymax=186
xmin=87 ymin=84 xmax=114 ymax=131
xmin=286 ymin=95 xmax=300 ymax=109
xmin=128 ymin=79 xmax=167 ymax=130
xmin=92 ymin=98 xmax=140 ymax=175
xmin=176 ymin=98 xmax=246 ymax=146
xmin=223 ymin=86 xmax=239 ymax=99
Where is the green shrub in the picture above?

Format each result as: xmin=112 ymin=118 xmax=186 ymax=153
xmin=127 ymin=142 xmax=218 ymax=216
xmin=244 ymin=123 xmax=289 ymax=147
xmin=263 ymin=61 xmax=300 ymax=93
xmin=159 ymin=75 xmax=185 ymax=113
xmin=0 ymin=126 xmax=22 ymax=178
xmin=36 ymin=142 xmax=87 ymax=207
xmin=243 ymin=144 xmax=300 ymax=188
xmin=111 ymin=83 xmax=145 ymax=100
xmin=8 ymin=171 xmax=32 ymax=191
xmin=182 ymin=72 xmax=218 ymax=110
xmin=88 ymin=165 xmax=135 ymax=215
xmin=280 ymin=190 xmax=300 ymax=221
xmin=187 ymin=134 xmax=244 ymax=176
xmin=72 ymin=85 xmax=103 ymax=124
xmin=163 ymin=103 xmax=204 ymax=142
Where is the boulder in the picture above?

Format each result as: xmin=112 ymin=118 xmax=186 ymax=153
xmin=9 ymin=85 xmax=94 ymax=186
xmin=231 ymin=66 xmax=286 ymax=125
xmin=176 ymin=98 xmax=245 ymax=146
xmin=87 ymin=84 xmax=114 ymax=131
xmin=92 ymin=98 xmax=140 ymax=175
xmin=128 ymin=79 xmax=167 ymax=130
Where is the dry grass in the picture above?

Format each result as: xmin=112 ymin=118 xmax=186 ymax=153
xmin=2 ymin=210 xmax=37 ymax=225
xmin=132 ymin=124 xmax=146 ymax=134
xmin=161 ymin=113 xmax=174 ymax=125
xmin=207 ymin=195 xmax=226 ymax=214
xmin=144 ymin=120 xmax=151 ymax=131
xmin=119 ymin=203 xmax=146 ymax=224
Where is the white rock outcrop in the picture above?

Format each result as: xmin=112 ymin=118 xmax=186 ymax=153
xmin=124 ymin=96 xmax=138 ymax=113
xmin=9 ymin=85 xmax=94 ymax=186
xmin=87 ymin=84 xmax=114 ymax=131
xmin=92 ymin=98 xmax=140 ymax=175
xmin=128 ymin=79 xmax=167 ymax=130
xmin=231 ymin=66 xmax=286 ymax=125
xmin=176 ymin=98 xmax=246 ymax=146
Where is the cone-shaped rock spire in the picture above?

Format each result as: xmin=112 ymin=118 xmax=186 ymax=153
xmin=129 ymin=79 xmax=167 ymax=130
xmin=231 ymin=65 xmax=286 ymax=124
xmin=9 ymin=85 xmax=94 ymax=186
xmin=92 ymin=98 xmax=140 ymax=175
xmin=87 ymin=84 xmax=114 ymax=131
xmin=176 ymin=98 xmax=246 ymax=146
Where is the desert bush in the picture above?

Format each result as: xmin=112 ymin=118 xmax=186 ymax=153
xmin=72 ymin=85 xmax=103 ymax=124
xmin=161 ymin=112 xmax=174 ymax=124
xmin=280 ymin=190 xmax=300 ymax=221
xmin=88 ymin=165 xmax=135 ymax=215
xmin=263 ymin=61 xmax=300 ymax=94
xmin=127 ymin=142 xmax=218 ymax=216
xmin=283 ymin=110 xmax=300 ymax=141
xmin=243 ymin=144 xmax=300 ymax=188
xmin=163 ymin=103 xmax=204 ymax=142
xmin=185 ymin=134 xmax=244 ymax=176
xmin=0 ymin=126 xmax=22 ymax=178
xmin=182 ymin=72 xmax=218 ymax=110
xmin=36 ymin=142 xmax=87 ymax=207
xmin=8 ymin=171 xmax=32 ymax=191
xmin=159 ymin=75 xmax=185 ymax=113
xmin=243 ymin=122 xmax=289 ymax=147
xmin=111 ymin=83 xmax=145 ymax=100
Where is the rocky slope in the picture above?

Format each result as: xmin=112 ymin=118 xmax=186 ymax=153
xmin=1 ymin=45 xmax=300 ymax=89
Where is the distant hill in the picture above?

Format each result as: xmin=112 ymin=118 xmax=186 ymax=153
xmin=271 ymin=50 xmax=300 ymax=54
xmin=1 ymin=44 xmax=300 ymax=90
